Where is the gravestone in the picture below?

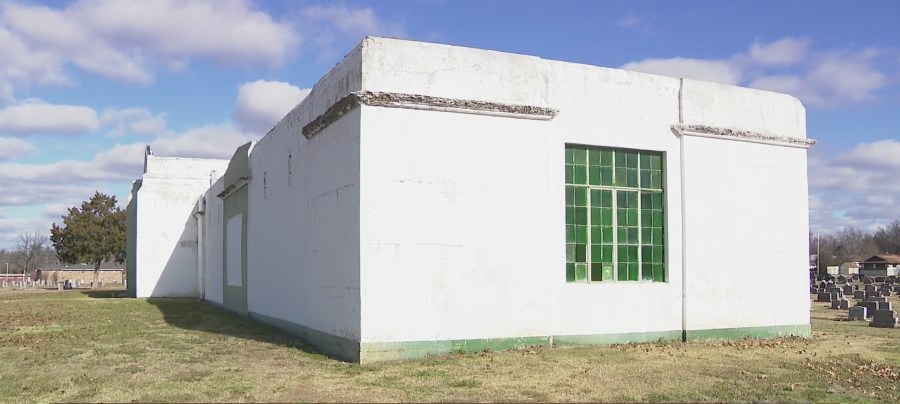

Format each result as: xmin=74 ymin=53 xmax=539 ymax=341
xmin=830 ymin=292 xmax=841 ymax=301
xmin=864 ymin=277 xmax=873 ymax=285
xmin=856 ymin=301 xmax=877 ymax=317
xmin=836 ymin=276 xmax=847 ymax=284
xmin=869 ymin=310 xmax=897 ymax=328
xmin=843 ymin=285 xmax=854 ymax=295
xmin=875 ymin=276 xmax=885 ymax=283
xmin=888 ymin=276 xmax=896 ymax=284
xmin=852 ymin=274 xmax=860 ymax=281
xmin=865 ymin=284 xmax=876 ymax=292
xmin=853 ymin=290 xmax=865 ymax=299
xmin=810 ymin=285 xmax=818 ymax=294
xmin=893 ymin=286 xmax=900 ymax=293
xmin=839 ymin=300 xmax=850 ymax=310
xmin=849 ymin=306 xmax=867 ymax=320
xmin=817 ymin=292 xmax=831 ymax=302
xmin=876 ymin=301 xmax=893 ymax=311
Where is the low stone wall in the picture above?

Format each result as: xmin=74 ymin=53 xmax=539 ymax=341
xmin=36 ymin=270 xmax=125 ymax=284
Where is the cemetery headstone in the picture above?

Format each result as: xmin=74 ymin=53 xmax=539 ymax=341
xmin=849 ymin=306 xmax=867 ymax=320
xmin=853 ymin=290 xmax=865 ymax=299
xmin=869 ymin=310 xmax=897 ymax=328
xmin=856 ymin=301 xmax=877 ymax=317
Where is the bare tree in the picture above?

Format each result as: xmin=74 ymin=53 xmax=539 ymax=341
xmin=16 ymin=231 xmax=48 ymax=276
xmin=832 ymin=227 xmax=878 ymax=263
xmin=873 ymin=219 xmax=900 ymax=254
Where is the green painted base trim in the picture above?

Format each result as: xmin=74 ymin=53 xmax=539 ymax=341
xmin=553 ymin=330 xmax=683 ymax=346
xmin=684 ymin=324 xmax=811 ymax=341
xmin=361 ymin=336 xmax=551 ymax=362
xmin=248 ymin=311 xmax=360 ymax=362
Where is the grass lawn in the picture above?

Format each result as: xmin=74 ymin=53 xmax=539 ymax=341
xmin=1 ymin=287 xmax=898 ymax=403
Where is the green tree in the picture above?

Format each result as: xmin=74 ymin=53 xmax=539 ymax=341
xmin=50 ymin=192 xmax=126 ymax=288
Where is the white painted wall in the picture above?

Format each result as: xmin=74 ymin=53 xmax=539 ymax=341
xmin=134 ymin=156 xmax=228 ymax=298
xmin=243 ymin=46 xmax=363 ymax=341
xmin=679 ymin=80 xmax=810 ymax=331
xmin=202 ymin=177 xmax=225 ymax=304
xmin=357 ymin=37 xmax=808 ymax=343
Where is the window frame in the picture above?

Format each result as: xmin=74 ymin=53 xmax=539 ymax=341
xmin=565 ymin=144 xmax=666 ymax=283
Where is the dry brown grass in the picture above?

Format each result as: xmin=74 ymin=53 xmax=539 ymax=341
xmin=0 ymin=286 xmax=898 ymax=403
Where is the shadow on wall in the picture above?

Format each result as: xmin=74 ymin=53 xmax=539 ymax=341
xmin=150 ymin=211 xmax=200 ymax=298
xmin=79 ymin=288 xmax=328 ymax=358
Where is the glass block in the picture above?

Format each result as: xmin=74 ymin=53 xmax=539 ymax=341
xmin=565 ymin=148 xmax=575 ymax=164
xmin=601 ymin=208 xmax=613 ymax=225
xmin=617 ymin=227 xmax=627 ymax=243
xmin=640 ymin=154 xmax=651 ymax=170
xmin=602 ymin=263 xmax=614 ymax=281
xmin=617 ymin=191 xmax=627 ymax=208
xmin=589 ymin=149 xmax=602 ymax=165
xmin=615 ymin=151 xmax=626 ymax=167
xmin=575 ymin=187 xmax=587 ymax=207
xmin=600 ymin=167 xmax=613 ymax=186
xmin=575 ymin=207 xmax=588 ymax=225
xmin=649 ymin=154 xmax=661 ymax=170
xmin=601 ymin=150 xmax=614 ymax=167
xmin=566 ymin=263 xmax=576 ymax=282
xmin=574 ymin=165 xmax=587 ymax=184
xmin=629 ymin=246 xmax=639 ymax=261
xmin=565 ymin=206 xmax=575 ymax=224
xmin=627 ymin=191 xmax=638 ymax=207
xmin=587 ymin=166 xmax=600 ymax=185
xmin=565 ymin=165 xmax=574 ymax=184
xmin=617 ymin=245 xmax=628 ymax=263
xmin=590 ymin=207 xmax=602 ymax=223
xmin=640 ymin=192 xmax=651 ymax=208
xmin=566 ymin=244 xmax=576 ymax=262
xmin=628 ymin=263 xmax=639 ymax=281
xmin=575 ymin=244 xmax=586 ymax=262
xmin=625 ymin=152 xmax=639 ymax=168
xmin=602 ymin=245 xmax=613 ymax=262
xmin=653 ymin=246 xmax=664 ymax=263
xmin=615 ymin=168 xmax=627 ymax=187
xmin=626 ymin=169 xmax=638 ymax=187
xmin=642 ymin=263 xmax=654 ymax=281
xmin=565 ymin=186 xmax=575 ymax=206
xmin=641 ymin=227 xmax=652 ymax=244
xmin=617 ymin=262 xmax=627 ymax=281
xmin=642 ymin=246 xmax=652 ymax=261
xmin=627 ymin=209 xmax=638 ymax=226
xmin=654 ymin=264 xmax=665 ymax=282
xmin=591 ymin=225 xmax=602 ymax=242
xmin=640 ymin=170 xmax=651 ymax=188
xmin=617 ymin=209 xmax=627 ymax=226
xmin=602 ymin=226 xmax=614 ymax=243
xmin=650 ymin=171 xmax=662 ymax=189
xmin=573 ymin=148 xmax=587 ymax=165
xmin=590 ymin=189 xmax=603 ymax=207
xmin=566 ymin=225 xmax=575 ymax=243
xmin=641 ymin=209 xmax=652 ymax=227
xmin=627 ymin=227 xmax=638 ymax=244
xmin=651 ymin=192 xmax=662 ymax=209
xmin=575 ymin=263 xmax=588 ymax=282
xmin=652 ymin=228 xmax=663 ymax=245
xmin=590 ymin=263 xmax=603 ymax=282
xmin=652 ymin=210 xmax=663 ymax=227
xmin=591 ymin=245 xmax=603 ymax=263
xmin=575 ymin=226 xmax=588 ymax=243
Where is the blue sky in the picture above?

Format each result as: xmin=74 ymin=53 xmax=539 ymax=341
xmin=0 ymin=0 xmax=898 ymax=248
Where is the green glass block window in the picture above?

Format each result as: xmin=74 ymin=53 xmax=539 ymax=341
xmin=565 ymin=144 xmax=665 ymax=283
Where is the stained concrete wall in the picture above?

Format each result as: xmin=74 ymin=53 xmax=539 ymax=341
xmin=356 ymin=37 xmax=810 ymax=345
xmin=242 ymin=44 xmax=363 ymax=347
xmin=133 ymin=156 xmax=228 ymax=298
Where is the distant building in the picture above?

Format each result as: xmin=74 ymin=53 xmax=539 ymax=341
xmin=859 ymin=254 xmax=900 ymax=278
xmin=839 ymin=262 xmax=860 ymax=276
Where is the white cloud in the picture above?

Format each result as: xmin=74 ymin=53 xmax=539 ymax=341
xmin=0 ymin=137 xmax=36 ymax=160
xmin=151 ymin=124 xmax=255 ymax=159
xmin=748 ymin=37 xmax=811 ymax=66
xmin=0 ymin=100 xmax=99 ymax=135
xmin=809 ymin=140 xmax=900 ymax=233
xmin=0 ymin=0 xmax=297 ymax=94
xmin=101 ymin=108 xmax=167 ymax=137
xmin=621 ymin=37 xmax=889 ymax=108
xmin=233 ymin=80 xmax=310 ymax=135
xmin=620 ymin=57 xmax=742 ymax=84
xmin=296 ymin=5 xmax=406 ymax=62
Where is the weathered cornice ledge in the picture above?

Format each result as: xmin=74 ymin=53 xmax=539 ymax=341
xmin=302 ymin=91 xmax=558 ymax=139
xmin=671 ymin=123 xmax=817 ymax=149
xmin=217 ymin=176 xmax=250 ymax=199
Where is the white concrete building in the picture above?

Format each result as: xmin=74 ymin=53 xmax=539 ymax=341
xmin=127 ymin=37 xmax=815 ymax=362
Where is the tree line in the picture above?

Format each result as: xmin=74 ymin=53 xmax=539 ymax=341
xmin=3 ymin=192 xmax=125 ymax=288
xmin=811 ymin=220 xmax=900 ymax=272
